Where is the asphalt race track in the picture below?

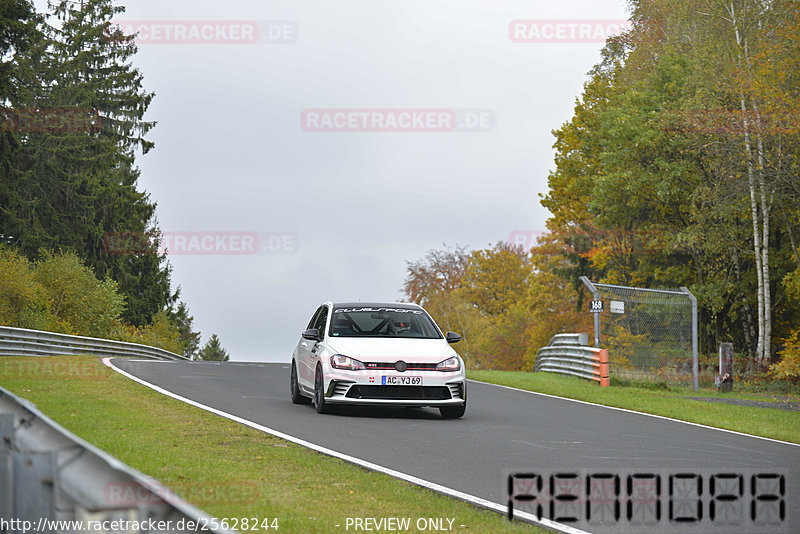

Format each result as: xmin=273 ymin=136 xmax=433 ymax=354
xmin=110 ymin=359 xmax=800 ymax=534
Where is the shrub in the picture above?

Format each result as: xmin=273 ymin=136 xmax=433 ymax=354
xmin=604 ymin=326 xmax=648 ymax=371
xmin=770 ymin=329 xmax=800 ymax=381
xmin=0 ymin=246 xmax=53 ymax=330
xmin=32 ymin=251 xmax=125 ymax=337
xmin=0 ymin=246 xmax=186 ymax=355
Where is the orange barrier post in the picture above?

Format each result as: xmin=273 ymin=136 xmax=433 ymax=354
xmin=598 ymin=349 xmax=610 ymax=387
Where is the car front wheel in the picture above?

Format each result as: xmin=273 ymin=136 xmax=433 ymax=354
xmin=290 ymin=360 xmax=312 ymax=404
xmin=314 ymin=363 xmax=332 ymax=414
xmin=439 ymin=401 xmax=466 ymax=419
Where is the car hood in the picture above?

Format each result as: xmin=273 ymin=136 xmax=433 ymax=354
xmin=326 ymin=337 xmax=457 ymax=363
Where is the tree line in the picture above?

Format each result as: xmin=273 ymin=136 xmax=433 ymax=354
xmin=403 ymin=243 xmax=589 ymax=371
xmin=0 ymin=0 xmax=226 ymax=360
xmin=405 ymin=0 xmax=799 ymax=380
xmin=542 ymin=0 xmax=799 ymax=367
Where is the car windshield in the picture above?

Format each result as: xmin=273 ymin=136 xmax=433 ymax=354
xmin=329 ymin=307 xmax=442 ymax=339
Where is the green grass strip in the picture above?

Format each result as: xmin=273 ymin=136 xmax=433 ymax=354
xmin=468 ymin=370 xmax=800 ymax=444
xmin=0 ymin=356 xmax=546 ymax=534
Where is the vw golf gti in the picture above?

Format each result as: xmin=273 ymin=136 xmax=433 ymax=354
xmin=290 ymin=302 xmax=467 ymax=418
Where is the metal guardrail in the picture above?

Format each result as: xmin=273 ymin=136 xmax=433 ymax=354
xmin=534 ymin=333 xmax=609 ymax=386
xmin=0 ymin=326 xmax=186 ymax=360
xmin=0 ymin=385 xmax=231 ymax=534
xmin=547 ymin=333 xmax=589 ymax=347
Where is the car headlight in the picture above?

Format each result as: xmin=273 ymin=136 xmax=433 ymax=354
xmin=436 ymin=356 xmax=461 ymax=372
xmin=330 ymin=354 xmax=365 ymax=371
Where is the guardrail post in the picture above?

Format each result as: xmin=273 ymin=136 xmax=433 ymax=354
xmin=598 ymin=349 xmax=609 ymax=387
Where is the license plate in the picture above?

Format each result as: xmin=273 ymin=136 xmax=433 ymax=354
xmin=382 ymin=376 xmax=422 ymax=385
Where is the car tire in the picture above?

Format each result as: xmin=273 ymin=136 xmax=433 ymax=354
xmin=439 ymin=401 xmax=466 ymax=419
xmin=314 ymin=363 xmax=332 ymax=414
xmin=290 ymin=360 xmax=312 ymax=404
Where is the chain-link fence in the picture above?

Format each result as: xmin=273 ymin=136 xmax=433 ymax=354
xmin=580 ymin=278 xmax=699 ymax=390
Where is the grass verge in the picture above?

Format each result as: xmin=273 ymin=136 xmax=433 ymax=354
xmin=467 ymin=369 xmax=800 ymax=444
xmin=0 ymin=356 xmax=545 ymax=534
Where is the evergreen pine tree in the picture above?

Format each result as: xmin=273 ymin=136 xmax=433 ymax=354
xmin=198 ymin=334 xmax=229 ymax=362
xmin=1 ymin=0 xmax=174 ymax=326
xmin=168 ymin=300 xmax=201 ymax=359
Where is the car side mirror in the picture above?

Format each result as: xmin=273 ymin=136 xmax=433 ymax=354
xmin=302 ymin=328 xmax=321 ymax=341
xmin=446 ymin=331 xmax=461 ymax=344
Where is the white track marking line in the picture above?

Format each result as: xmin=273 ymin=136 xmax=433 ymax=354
xmin=467 ymin=379 xmax=800 ymax=448
xmin=101 ymin=358 xmax=588 ymax=534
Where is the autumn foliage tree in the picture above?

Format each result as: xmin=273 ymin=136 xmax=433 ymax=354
xmin=405 ymin=1 xmax=798 ymax=378
xmin=541 ymin=0 xmax=800 ymax=368
xmin=403 ymin=243 xmax=585 ymax=370
xmin=403 ymin=245 xmax=469 ymax=306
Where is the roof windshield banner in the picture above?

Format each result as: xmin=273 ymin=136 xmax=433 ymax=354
xmin=334 ymin=307 xmax=423 ymax=314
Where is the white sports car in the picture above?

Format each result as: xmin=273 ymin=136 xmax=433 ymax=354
xmin=290 ymin=302 xmax=467 ymax=418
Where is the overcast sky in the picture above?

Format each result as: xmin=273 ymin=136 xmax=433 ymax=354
xmin=49 ymin=0 xmax=630 ymax=360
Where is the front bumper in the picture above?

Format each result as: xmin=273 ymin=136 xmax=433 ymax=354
xmin=323 ymin=369 xmax=466 ymax=407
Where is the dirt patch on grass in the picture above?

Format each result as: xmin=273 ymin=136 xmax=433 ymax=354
xmin=687 ymin=397 xmax=800 ymax=412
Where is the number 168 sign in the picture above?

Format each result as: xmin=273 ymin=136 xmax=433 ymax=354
xmin=590 ymin=300 xmax=604 ymax=313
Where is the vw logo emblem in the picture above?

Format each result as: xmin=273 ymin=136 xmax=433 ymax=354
xmin=395 ymin=360 xmax=408 ymax=373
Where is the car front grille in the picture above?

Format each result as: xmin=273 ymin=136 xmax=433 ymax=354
xmin=362 ymin=362 xmax=439 ymax=371
xmin=345 ymin=385 xmax=452 ymax=400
